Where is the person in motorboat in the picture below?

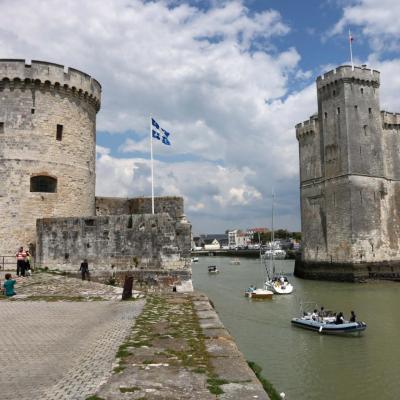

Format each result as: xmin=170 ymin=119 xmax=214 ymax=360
xmin=247 ymin=284 xmax=256 ymax=293
xmin=335 ymin=312 xmax=344 ymax=324
xmin=319 ymin=306 xmax=326 ymax=318
xmin=280 ymin=276 xmax=285 ymax=285
xmin=311 ymin=309 xmax=319 ymax=321
xmin=349 ymin=310 xmax=356 ymax=322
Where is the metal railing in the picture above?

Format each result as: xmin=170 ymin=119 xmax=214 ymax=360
xmin=0 ymin=256 xmax=17 ymax=271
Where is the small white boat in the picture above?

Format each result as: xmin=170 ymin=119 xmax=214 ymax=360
xmin=208 ymin=265 xmax=219 ymax=274
xmin=245 ymin=286 xmax=273 ymax=299
xmin=265 ymin=276 xmax=293 ymax=295
xmin=191 ymin=257 xmax=199 ymax=263
xmin=230 ymin=258 xmax=240 ymax=265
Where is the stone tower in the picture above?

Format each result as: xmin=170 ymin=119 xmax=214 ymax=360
xmin=296 ymin=65 xmax=400 ymax=281
xmin=0 ymin=60 xmax=101 ymax=257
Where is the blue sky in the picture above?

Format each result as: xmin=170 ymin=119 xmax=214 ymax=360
xmin=2 ymin=0 xmax=400 ymax=234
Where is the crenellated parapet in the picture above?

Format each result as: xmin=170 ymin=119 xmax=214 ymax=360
xmin=317 ymin=65 xmax=380 ymax=91
xmin=381 ymin=111 xmax=400 ymax=130
xmin=296 ymin=114 xmax=319 ymax=142
xmin=0 ymin=59 xmax=101 ymax=111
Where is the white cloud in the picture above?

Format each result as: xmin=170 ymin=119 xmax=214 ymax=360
xmin=0 ymin=0 xmax=317 ymax=232
xmin=332 ymin=0 xmax=400 ymax=52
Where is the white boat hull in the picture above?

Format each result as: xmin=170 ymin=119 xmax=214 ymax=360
xmin=245 ymin=288 xmax=273 ymax=299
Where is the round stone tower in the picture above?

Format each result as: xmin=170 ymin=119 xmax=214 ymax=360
xmin=0 ymin=59 xmax=101 ymax=257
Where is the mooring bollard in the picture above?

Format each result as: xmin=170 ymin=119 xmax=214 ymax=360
xmin=122 ymin=274 xmax=133 ymax=300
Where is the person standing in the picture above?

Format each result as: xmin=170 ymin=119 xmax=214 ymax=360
xmin=16 ymin=247 xmax=28 ymax=277
xmin=349 ymin=310 xmax=356 ymax=322
xmin=80 ymin=259 xmax=90 ymax=281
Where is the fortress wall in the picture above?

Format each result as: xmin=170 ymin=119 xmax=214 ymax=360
xmin=95 ymin=196 xmax=185 ymax=221
xmin=300 ymin=182 xmax=328 ymax=261
xmin=36 ymin=214 xmax=192 ymax=273
xmin=296 ymin=116 xmax=322 ymax=182
xmin=0 ymin=60 xmax=100 ymax=255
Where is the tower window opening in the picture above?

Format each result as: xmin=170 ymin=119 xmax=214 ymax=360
xmin=364 ymin=125 xmax=368 ymax=136
xmin=30 ymin=175 xmax=57 ymax=193
xmin=324 ymin=112 xmax=328 ymax=119
xmin=369 ymin=108 xmax=372 ymax=114
xmin=354 ymin=105 xmax=358 ymax=110
xmin=361 ymin=88 xmax=364 ymax=94
xmin=31 ymin=108 xmax=35 ymax=114
xmin=0 ymin=122 xmax=4 ymax=133
xmin=56 ymin=124 xmax=63 ymax=141
xmin=337 ymin=107 xmax=340 ymax=115
xmin=333 ymin=90 xmax=336 ymax=96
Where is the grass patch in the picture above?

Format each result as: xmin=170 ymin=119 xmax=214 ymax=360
xmin=113 ymin=365 xmax=126 ymax=373
xmin=119 ymin=387 xmax=140 ymax=393
xmin=207 ymin=376 xmax=229 ymax=395
xmin=247 ymin=361 xmax=281 ymax=400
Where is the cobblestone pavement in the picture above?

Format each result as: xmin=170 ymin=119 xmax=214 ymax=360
xmin=0 ymin=271 xmax=131 ymax=300
xmin=0 ymin=299 xmax=145 ymax=400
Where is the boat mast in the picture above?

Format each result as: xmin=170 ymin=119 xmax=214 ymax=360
xmin=271 ymin=191 xmax=275 ymax=275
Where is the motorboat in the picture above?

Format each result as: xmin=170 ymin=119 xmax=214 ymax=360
xmin=245 ymin=286 xmax=273 ymax=299
xmin=208 ymin=265 xmax=219 ymax=274
xmin=230 ymin=258 xmax=240 ymax=265
xmin=291 ymin=304 xmax=366 ymax=335
xmin=291 ymin=316 xmax=367 ymax=335
xmin=191 ymin=257 xmax=199 ymax=263
xmin=265 ymin=275 xmax=293 ymax=294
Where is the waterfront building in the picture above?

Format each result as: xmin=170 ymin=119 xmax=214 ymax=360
xmin=296 ymin=64 xmax=400 ymax=281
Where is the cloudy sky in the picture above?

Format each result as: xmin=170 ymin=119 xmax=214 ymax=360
xmin=2 ymin=0 xmax=400 ymax=234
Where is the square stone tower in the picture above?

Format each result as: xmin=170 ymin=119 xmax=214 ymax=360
xmin=296 ymin=65 xmax=400 ymax=281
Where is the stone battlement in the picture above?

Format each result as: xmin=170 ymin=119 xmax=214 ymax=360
xmin=296 ymin=114 xmax=319 ymax=141
xmin=317 ymin=65 xmax=380 ymax=90
xmin=0 ymin=59 xmax=101 ymax=110
xmin=381 ymin=111 xmax=400 ymax=129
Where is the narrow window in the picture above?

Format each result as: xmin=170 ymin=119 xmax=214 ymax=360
xmin=369 ymin=108 xmax=372 ymax=114
xmin=333 ymin=90 xmax=336 ymax=96
xmin=324 ymin=112 xmax=328 ymax=119
xmin=363 ymin=125 xmax=368 ymax=136
xmin=361 ymin=88 xmax=364 ymax=94
xmin=0 ymin=122 xmax=4 ymax=133
xmin=354 ymin=105 xmax=358 ymax=111
xmin=31 ymin=108 xmax=35 ymax=114
xmin=30 ymin=176 xmax=57 ymax=193
xmin=56 ymin=124 xmax=63 ymax=141
xmin=360 ymin=190 xmax=363 ymax=204
xmin=333 ymin=192 xmax=336 ymax=206
xmin=337 ymin=107 xmax=340 ymax=115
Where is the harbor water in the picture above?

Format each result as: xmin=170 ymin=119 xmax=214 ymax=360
xmin=192 ymin=256 xmax=400 ymax=400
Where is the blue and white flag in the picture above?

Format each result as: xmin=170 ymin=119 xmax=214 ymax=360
xmin=151 ymin=118 xmax=171 ymax=146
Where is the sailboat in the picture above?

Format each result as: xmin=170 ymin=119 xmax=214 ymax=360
xmin=244 ymin=232 xmax=273 ymax=299
xmin=264 ymin=192 xmax=294 ymax=295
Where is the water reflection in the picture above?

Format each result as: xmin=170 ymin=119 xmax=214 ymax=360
xmin=192 ymin=256 xmax=400 ymax=400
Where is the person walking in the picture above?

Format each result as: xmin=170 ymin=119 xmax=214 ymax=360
xmin=80 ymin=259 xmax=90 ymax=281
xmin=16 ymin=247 xmax=29 ymax=277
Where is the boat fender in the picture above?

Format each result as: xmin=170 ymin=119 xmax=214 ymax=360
xmin=319 ymin=326 xmax=323 ymax=333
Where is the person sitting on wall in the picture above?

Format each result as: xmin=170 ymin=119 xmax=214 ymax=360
xmin=79 ymin=259 xmax=90 ymax=281
xmin=349 ymin=310 xmax=356 ymax=323
xmin=3 ymin=273 xmax=17 ymax=297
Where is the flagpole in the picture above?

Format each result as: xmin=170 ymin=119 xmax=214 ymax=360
xmin=150 ymin=116 xmax=155 ymax=214
xmin=349 ymin=29 xmax=354 ymax=70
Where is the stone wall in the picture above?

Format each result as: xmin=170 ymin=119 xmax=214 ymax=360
xmin=36 ymin=213 xmax=191 ymax=280
xmin=95 ymin=196 xmax=184 ymax=221
xmin=296 ymin=65 xmax=400 ymax=281
xmin=0 ymin=59 xmax=100 ymax=256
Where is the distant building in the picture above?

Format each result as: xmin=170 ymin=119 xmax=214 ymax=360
xmin=203 ymin=238 xmax=221 ymax=250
